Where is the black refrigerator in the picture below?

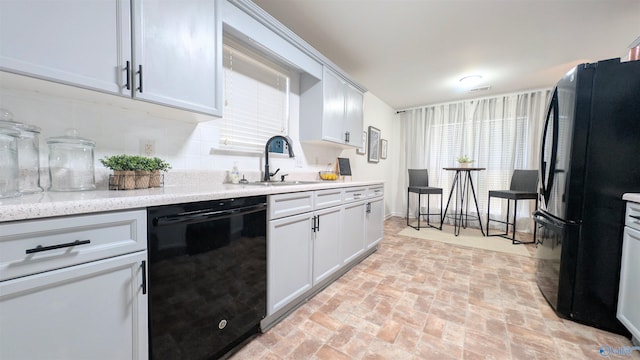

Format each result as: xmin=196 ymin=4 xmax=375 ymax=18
xmin=534 ymin=58 xmax=640 ymax=336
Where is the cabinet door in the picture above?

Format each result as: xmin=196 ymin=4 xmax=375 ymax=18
xmin=341 ymin=201 xmax=366 ymax=264
xmin=0 ymin=0 xmax=131 ymax=95
xmin=267 ymin=213 xmax=313 ymax=315
xmin=617 ymin=226 xmax=640 ymax=340
xmin=0 ymin=251 xmax=148 ymax=360
xmin=313 ymin=206 xmax=342 ymax=284
xmin=366 ymin=198 xmax=384 ymax=249
xmin=133 ymin=0 xmax=222 ymax=116
xmin=345 ymin=83 xmax=363 ymax=146
xmin=322 ymin=68 xmax=347 ymax=143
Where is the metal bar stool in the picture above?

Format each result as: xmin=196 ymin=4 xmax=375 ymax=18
xmin=407 ymin=169 xmax=443 ymax=230
xmin=486 ymin=169 xmax=539 ymax=244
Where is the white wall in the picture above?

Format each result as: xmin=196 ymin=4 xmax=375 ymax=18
xmin=0 ymin=72 xmax=399 ymax=216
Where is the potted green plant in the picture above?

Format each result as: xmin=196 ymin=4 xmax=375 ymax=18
xmin=457 ymin=155 xmax=474 ymax=168
xmin=99 ymin=154 xmax=137 ymax=190
xmin=149 ymin=157 xmax=171 ymax=188
xmin=131 ymin=155 xmax=153 ymax=189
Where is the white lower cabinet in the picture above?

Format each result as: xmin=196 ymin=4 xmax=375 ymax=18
xmin=0 ymin=251 xmax=148 ymax=360
xmin=618 ymin=201 xmax=640 ymax=342
xmin=267 ymin=212 xmax=314 ymax=314
xmin=313 ymin=206 xmax=342 ymax=284
xmin=0 ymin=210 xmax=148 ymax=360
xmin=267 ymin=203 xmax=343 ymax=316
xmin=366 ymin=196 xmax=385 ymax=249
xmin=263 ymin=185 xmax=384 ymax=330
xmin=341 ymin=201 xmax=366 ymax=264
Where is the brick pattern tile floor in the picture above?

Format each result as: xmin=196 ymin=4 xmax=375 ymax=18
xmin=230 ymin=217 xmax=639 ymax=360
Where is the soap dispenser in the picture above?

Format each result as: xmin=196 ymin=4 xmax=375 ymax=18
xmin=230 ymin=162 xmax=240 ymax=184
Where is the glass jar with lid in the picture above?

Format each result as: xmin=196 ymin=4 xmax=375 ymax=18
xmin=47 ymin=129 xmax=96 ymax=191
xmin=0 ymin=126 xmax=20 ymax=198
xmin=0 ymin=108 xmax=43 ymax=193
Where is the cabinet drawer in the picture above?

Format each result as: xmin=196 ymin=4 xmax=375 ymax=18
xmin=367 ymin=186 xmax=384 ymax=199
xmin=343 ymin=187 xmax=367 ymax=203
xmin=314 ymin=188 xmax=343 ymax=210
xmin=625 ymin=202 xmax=640 ymax=231
xmin=0 ymin=210 xmax=146 ymax=281
xmin=269 ymin=192 xmax=314 ymax=220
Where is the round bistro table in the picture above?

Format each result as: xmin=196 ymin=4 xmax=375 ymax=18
xmin=442 ymin=167 xmax=486 ymax=236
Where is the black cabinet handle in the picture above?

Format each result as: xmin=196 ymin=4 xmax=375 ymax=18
xmin=316 ymin=215 xmax=320 ymax=231
xmin=630 ymin=215 xmax=640 ymax=221
xmin=366 ymin=202 xmax=371 ymax=213
xmin=25 ymin=239 xmax=91 ymax=254
xmin=345 ymin=131 xmax=350 ymax=143
xmin=141 ymin=261 xmax=147 ymax=295
xmin=124 ymin=61 xmax=131 ymax=90
xmin=137 ymin=64 xmax=143 ymax=93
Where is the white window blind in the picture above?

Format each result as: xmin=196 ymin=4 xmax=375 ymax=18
xmin=220 ymin=40 xmax=290 ymax=153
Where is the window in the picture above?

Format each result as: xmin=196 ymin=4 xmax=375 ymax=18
xmin=400 ymin=90 xmax=550 ymax=231
xmin=218 ymin=38 xmax=290 ymax=153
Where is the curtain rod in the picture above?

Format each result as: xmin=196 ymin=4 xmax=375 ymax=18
xmin=394 ymin=87 xmax=552 ymax=113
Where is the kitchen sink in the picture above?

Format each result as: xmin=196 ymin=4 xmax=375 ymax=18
xmin=243 ymin=180 xmax=321 ymax=186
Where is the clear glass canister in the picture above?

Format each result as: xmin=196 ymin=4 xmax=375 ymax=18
xmin=0 ymin=127 xmax=20 ymax=198
xmin=47 ymin=129 xmax=96 ymax=191
xmin=0 ymin=109 xmax=43 ymax=193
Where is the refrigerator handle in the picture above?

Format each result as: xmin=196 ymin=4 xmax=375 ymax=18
xmin=548 ymin=89 xmax=560 ymax=199
xmin=540 ymin=93 xmax=552 ymax=199
xmin=540 ymin=88 xmax=559 ymax=204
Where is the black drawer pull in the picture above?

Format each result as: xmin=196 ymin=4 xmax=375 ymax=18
xmin=25 ymin=240 xmax=91 ymax=254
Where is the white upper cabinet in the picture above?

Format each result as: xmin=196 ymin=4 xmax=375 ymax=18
xmin=0 ymin=0 xmax=131 ymax=95
xmin=321 ymin=69 xmax=349 ymax=143
xmin=0 ymin=0 xmax=222 ymax=116
xmin=300 ymin=67 xmax=364 ymax=147
xmin=345 ymin=82 xmax=364 ymax=146
xmin=132 ymin=0 xmax=222 ymax=115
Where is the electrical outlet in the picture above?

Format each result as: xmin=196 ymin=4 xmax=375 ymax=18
xmin=139 ymin=139 xmax=155 ymax=157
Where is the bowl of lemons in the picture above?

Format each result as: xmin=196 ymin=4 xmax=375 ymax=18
xmin=319 ymin=171 xmax=339 ymax=181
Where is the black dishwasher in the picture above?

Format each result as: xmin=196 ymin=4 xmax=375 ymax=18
xmin=147 ymin=196 xmax=267 ymax=359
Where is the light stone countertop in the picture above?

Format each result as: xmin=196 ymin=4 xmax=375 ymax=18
xmin=0 ymin=180 xmax=384 ymax=223
xmin=623 ymin=193 xmax=640 ymax=203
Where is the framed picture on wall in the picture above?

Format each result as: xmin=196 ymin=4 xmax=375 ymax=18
xmin=356 ymin=130 xmax=367 ymax=155
xmin=380 ymin=139 xmax=388 ymax=159
xmin=368 ymin=126 xmax=380 ymax=163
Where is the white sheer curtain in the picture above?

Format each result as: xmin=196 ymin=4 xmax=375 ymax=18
xmin=399 ymin=89 xmax=550 ymax=232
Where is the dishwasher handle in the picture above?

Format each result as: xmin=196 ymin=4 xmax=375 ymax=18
xmin=154 ymin=203 xmax=267 ymax=226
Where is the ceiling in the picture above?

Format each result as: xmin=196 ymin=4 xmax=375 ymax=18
xmin=252 ymin=0 xmax=640 ymax=110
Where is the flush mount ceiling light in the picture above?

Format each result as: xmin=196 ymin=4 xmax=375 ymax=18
xmin=459 ymin=74 xmax=483 ymax=86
